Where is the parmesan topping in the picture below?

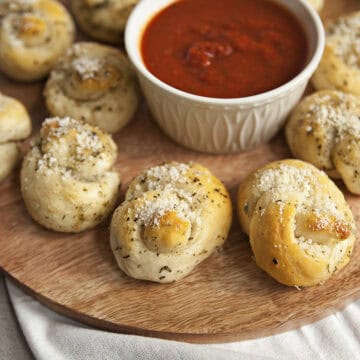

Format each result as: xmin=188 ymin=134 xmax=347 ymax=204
xmin=36 ymin=117 xmax=108 ymax=177
xmin=130 ymin=163 xmax=205 ymax=227
xmin=134 ymin=164 xmax=191 ymax=197
xmin=147 ymin=162 xmax=189 ymax=182
xmin=0 ymin=1 xmax=34 ymax=25
xmin=72 ymin=57 xmax=104 ymax=79
xmin=43 ymin=117 xmax=102 ymax=150
xmin=256 ymin=164 xmax=315 ymax=200
xmin=6 ymin=0 xmax=35 ymax=12
xmin=327 ymin=13 xmax=360 ymax=68
xmin=255 ymin=164 xmax=343 ymax=220
xmin=306 ymin=92 xmax=360 ymax=141
xmin=36 ymin=152 xmax=72 ymax=178
xmin=295 ymin=236 xmax=331 ymax=257
xmin=133 ymin=192 xmax=193 ymax=227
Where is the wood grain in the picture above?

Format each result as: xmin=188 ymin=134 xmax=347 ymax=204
xmin=0 ymin=0 xmax=359 ymax=344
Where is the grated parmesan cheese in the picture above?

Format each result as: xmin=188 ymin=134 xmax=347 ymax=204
xmin=0 ymin=0 xmax=35 ymax=26
xmin=327 ymin=13 xmax=360 ymax=69
xmin=130 ymin=163 xmax=206 ymax=228
xmin=133 ymin=192 xmax=192 ymax=227
xmin=295 ymin=236 xmax=331 ymax=257
xmin=36 ymin=117 xmax=105 ymax=176
xmin=72 ymin=57 xmax=104 ymax=80
xmin=306 ymin=92 xmax=360 ymax=141
xmin=256 ymin=164 xmax=314 ymax=200
xmin=254 ymin=164 xmax=344 ymax=221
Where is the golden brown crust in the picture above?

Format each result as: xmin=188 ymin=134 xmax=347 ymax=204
xmin=110 ymin=162 xmax=232 ymax=283
xmin=237 ymin=159 xmax=356 ymax=287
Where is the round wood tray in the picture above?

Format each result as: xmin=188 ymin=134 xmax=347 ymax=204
xmin=0 ymin=0 xmax=359 ymax=344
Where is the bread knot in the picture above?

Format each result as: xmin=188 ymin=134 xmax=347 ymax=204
xmin=238 ymin=159 xmax=356 ymax=287
xmin=0 ymin=0 xmax=75 ymax=81
xmin=21 ymin=116 xmax=120 ymax=232
xmin=286 ymin=90 xmax=360 ymax=194
xmin=312 ymin=11 xmax=360 ymax=95
xmin=110 ymin=162 xmax=232 ymax=283
xmin=0 ymin=93 xmax=31 ymax=182
xmin=71 ymin=0 xmax=139 ymax=44
xmin=44 ymin=42 xmax=139 ymax=133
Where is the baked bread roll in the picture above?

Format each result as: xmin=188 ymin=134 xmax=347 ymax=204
xmin=0 ymin=0 xmax=75 ymax=81
xmin=0 ymin=93 xmax=31 ymax=182
xmin=312 ymin=11 xmax=360 ymax=95
xmin=44 ymin=42 xmax=139 ymax=134
xmin=110 ymin=162 xmax=232 ymax=283
xmin=21 ymin=116 xmax=120 ymax=232
xmin=237 ymin=159 xmax=355 ymax=287
xmin=307 ymin=0 xmax=324 ymax=12
xmin=286 ymin=90 xmax=360 ymax=194
xmin=72 ymin=0 xmax=139 ymax=44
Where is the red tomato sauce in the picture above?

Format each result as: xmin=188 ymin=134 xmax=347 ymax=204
xmin=141 ymin=0 xmax=308 ymax=99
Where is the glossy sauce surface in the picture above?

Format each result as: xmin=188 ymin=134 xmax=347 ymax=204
xmin=141 ymin=0 xmax=308 ymax=98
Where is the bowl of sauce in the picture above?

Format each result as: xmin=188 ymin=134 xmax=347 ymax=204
xmin=125 ymin=0 xmax=324 ymax=153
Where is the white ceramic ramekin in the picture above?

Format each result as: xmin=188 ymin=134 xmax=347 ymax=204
xmin=125 ymin=0 xmax=324 ymax=154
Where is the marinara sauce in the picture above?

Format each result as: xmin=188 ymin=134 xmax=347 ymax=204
xmin=141 ymin=0 xmax=308 ymax=98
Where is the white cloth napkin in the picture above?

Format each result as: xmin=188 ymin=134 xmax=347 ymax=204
xmin=1 ymin=275 xmax=359 ymax=360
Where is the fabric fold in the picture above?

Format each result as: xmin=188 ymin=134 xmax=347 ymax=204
xmin=3 ymin=277 xmax=360 ymax=360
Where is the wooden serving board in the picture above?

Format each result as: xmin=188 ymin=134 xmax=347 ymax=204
xmin=0 ymin=0 xmax=359 ymax=344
